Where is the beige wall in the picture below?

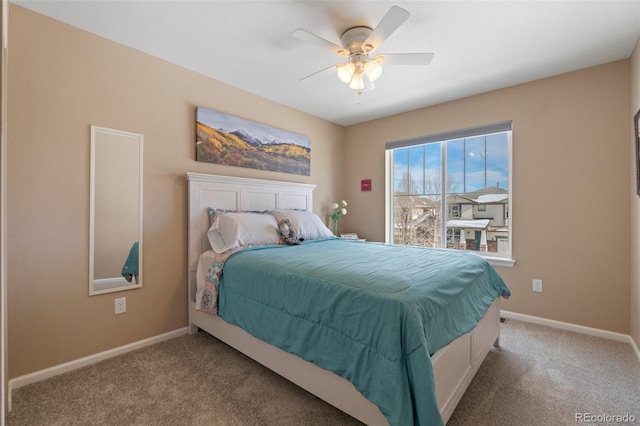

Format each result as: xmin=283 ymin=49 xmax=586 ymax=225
xmin=1 ymin=0 xmax=8 ymax=413
xmin=631 ymin=36 xmax=640 ymax=349
xmin=7 ymin=5 xmax=344 ymax=379
xmin=344 ymin=60 xmax=631 ymax=334
xmin=7 ymin=3 xmax=637 ymax=382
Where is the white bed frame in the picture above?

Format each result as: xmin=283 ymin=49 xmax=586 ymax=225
xmin=186 ymin=172 xmax=501 ymax=425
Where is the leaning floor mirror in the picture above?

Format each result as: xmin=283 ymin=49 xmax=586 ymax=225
xmin=89 ymin=125 xmax=143 ymax=295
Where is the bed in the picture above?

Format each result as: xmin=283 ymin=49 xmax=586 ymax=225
xmin=186 ymin=172 xmax=509 ymax=425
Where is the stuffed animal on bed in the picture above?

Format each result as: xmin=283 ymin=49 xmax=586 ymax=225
xmin=277 ymin=218 xmax=304 ymax=245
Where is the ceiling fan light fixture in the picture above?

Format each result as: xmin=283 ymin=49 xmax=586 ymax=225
xmin=294 ymin=7 xmax=434 ymax=94
xmin=363 ymin=60 xmax=383 ymax=82
xmin=349 ymin=71 xmax=365 ymax=90
xmin=337 ymin=63 xmax=355 ymax=83
xmin=363 ymin=74 xmax=376 ymax=92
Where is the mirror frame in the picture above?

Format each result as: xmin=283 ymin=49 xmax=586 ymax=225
xmin=89 ymin=125 xmax=143 ymax=296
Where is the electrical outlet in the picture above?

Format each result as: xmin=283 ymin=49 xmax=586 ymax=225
xmin=533 ymin=279 xmax=543 ymax=293
xmin=114 ymin=297 xmax=127 ymax=315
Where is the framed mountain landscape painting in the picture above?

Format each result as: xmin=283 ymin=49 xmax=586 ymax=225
xmin=195 ymin=107 xmax=311 ymax=176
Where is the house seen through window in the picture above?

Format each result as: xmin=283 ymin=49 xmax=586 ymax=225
xmin=386 ymin=121 xmax=512 ymax=261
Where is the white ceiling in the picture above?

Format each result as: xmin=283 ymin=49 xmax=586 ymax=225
xmin=13 ymin=1 xmax=640 ymax=126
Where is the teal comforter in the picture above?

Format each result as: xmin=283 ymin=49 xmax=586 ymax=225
xmin=121 ymin=241 xmax=138 ymax=283
xmin=218 ymin=239 xmax=510 ymax=425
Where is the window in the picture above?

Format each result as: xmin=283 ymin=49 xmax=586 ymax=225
xmin=385 ymin=121 xmax=513 ymax=265
xmin=449 ymin=204 xmax=461 ymax=218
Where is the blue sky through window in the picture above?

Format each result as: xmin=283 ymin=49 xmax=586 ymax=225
xmin=393 ymin=132 xmax=508 ymax=195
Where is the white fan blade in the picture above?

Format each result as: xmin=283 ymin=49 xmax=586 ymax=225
xmin=298 ymin=63 xmax=339 ymax=82
xmin=363 ymin=6 xmax=410 ymax=54
xmin=292 ymin=29 xmax=349 ymax=57
xmin=382 ymin=53 xmax=434 ymax=66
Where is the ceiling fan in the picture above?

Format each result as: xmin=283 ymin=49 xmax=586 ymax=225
xmin=292 ymin=6 xmax=434 ymax=92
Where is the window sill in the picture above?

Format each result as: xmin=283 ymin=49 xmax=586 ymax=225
xmin=482 ymin=256 xmax=516 ymax=268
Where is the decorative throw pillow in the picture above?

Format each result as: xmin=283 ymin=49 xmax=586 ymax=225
xmin=277 ymin=218 xmax=303 ymax=245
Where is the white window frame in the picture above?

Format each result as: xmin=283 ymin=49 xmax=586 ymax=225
xmin=384 ymin=122 xmax=515 ymax=268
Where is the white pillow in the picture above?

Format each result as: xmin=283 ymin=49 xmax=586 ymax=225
xmin=207 ymin=212 xmax=280 ymax=253
xmin=272 ymin=210 xmax=334 ymax=240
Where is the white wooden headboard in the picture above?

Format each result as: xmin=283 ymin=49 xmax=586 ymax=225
xmin=186 ymin=172 xmax=316 ymax=299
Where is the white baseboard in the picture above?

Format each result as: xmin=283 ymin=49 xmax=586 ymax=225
xmin=501 ymin=310 xmax=640 ymax=363
xmin=631 ymin=335 xmax=640 ymax=363
xmin=8 ymin=327 xmax=188 ymax=411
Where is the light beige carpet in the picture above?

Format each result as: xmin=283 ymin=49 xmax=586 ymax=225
xmin=6 ymin=319 xmax=640 ymax=425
